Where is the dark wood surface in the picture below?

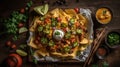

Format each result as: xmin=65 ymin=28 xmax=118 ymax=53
xmin=0 ymin=0 xmax=120 ymax=67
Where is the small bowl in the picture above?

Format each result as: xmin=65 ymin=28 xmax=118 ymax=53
xmin=95 ymin=7 xmax=112 ymax=24
xmin=105 ymin=31 xmax=120 ymax=48
xmin=96 ymin=45 xmax=109 ymax=59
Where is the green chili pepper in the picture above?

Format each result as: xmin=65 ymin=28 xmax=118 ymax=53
xmin=39 ymin=17 xmax=45 ymax=21
xmin=45 ymin=24 xmax=50 ymax=29
xmin=73 ymin=42 xmax=78 ymax=47
xmin=43 ymin=29 xmax=50 ymax=34
xmin=38 ymin=26 xmax=43 ymax=32
xmin=65 ymin=33 xmax=71 ymax=39
xmin=48 ymin=40 xmax=55 ymax=47
xmin=61 ymin=23 xmax=67 ymax=27
xmin=76 ymin=29 xmax=82 ymax=34
xmin=64 ymin=46 xmax=70 ymax=52
xmin=41 ymin=37 xmax=48 ymax=44
xmin=69 ymin=18 xmax=75 ymax=25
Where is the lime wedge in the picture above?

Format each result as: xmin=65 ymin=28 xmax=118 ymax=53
xmin=43 ymin=4 xmax=49 ymax=15
xmin=16 ymin=49 xmax=27 ymax=56
xmin=34 ymin=4 xmax=49 ymax=15
xmin=19 ymin=27 xmax=28 ymax=34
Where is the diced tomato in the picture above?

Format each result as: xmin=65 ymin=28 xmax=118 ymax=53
xmin=62 ymin=28 xmax=67 ymax=32
xmin=44 ymin=17 xmax=51 ymax=24
xmin=74 ymin=8 xmax=79 ymax=13
xmin=71 ymin=38 xmax=76 ymax=43
xmin=75 ymin=22 xmax=80 ymax=27
xmin=34 ymin=39 xmax=39 ymax=44
xmin=57 ymin=17 xmax=62 ymax=22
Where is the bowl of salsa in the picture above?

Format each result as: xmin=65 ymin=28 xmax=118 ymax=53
xmin=96 ymin=45 xmax=109 ymax=59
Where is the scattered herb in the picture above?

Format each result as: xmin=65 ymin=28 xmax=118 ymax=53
xmin=107 ymin=32 xmax=120 ymax=46
xmin=103 ymin=10 xmax=107 ymax=16
xmin=55 ymin=31 xmax=60 ymax=35
xmin=27 ymin=0 xmax=33 ymax=8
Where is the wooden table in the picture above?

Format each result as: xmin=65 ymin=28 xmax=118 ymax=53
xmin=0 ymin=0 xmax=120 ymax=67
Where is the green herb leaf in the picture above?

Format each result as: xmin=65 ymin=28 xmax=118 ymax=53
xmin=55 ymin=31 xmax=60 ymax=35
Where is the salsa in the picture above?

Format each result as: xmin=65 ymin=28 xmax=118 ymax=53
xmin=97 ymin=47 xmax=107 ymax=56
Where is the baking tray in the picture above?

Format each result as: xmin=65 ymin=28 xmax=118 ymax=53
xmin=27 ymin=6 xmax=94 ymax=63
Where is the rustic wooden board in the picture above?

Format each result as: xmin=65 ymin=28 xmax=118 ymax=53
xmin=0 ymin=0 xmax=120 ymax=67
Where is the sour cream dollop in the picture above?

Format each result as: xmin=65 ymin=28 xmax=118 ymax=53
xmin=53 ymin=29 xmax=64 ymax=41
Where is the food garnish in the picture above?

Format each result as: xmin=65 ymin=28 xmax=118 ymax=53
xmin=19 ymin=27 xmax=28 ymax=34
xmin=107 ymin=32 xmax=120 ymax=46
xmin=16 ymin=49 xmax=28 ymax=56
xmin=34 ymin=4 xmax=49 ymax=15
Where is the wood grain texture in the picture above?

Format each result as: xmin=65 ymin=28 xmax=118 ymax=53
xmin=0 ymin=0 xmax=120 ymax=67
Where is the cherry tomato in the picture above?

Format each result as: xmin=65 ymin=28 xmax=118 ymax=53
xmin=18 ymin=23 xmax=24 ymax=28
xmin=74 ymin=8 xmax=79 ymax=13
xmin=6 ymin=41 xmax=12 ymax=47
xmin=20 ymin=8 xmax=25 ymax=13
xmin=34 ymin=39 xmax=39 ymax=44
xmin=11 ymin=44 xmax=17 ymax=49
xmin=75 ymin=22 xmax=80 ymax=27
